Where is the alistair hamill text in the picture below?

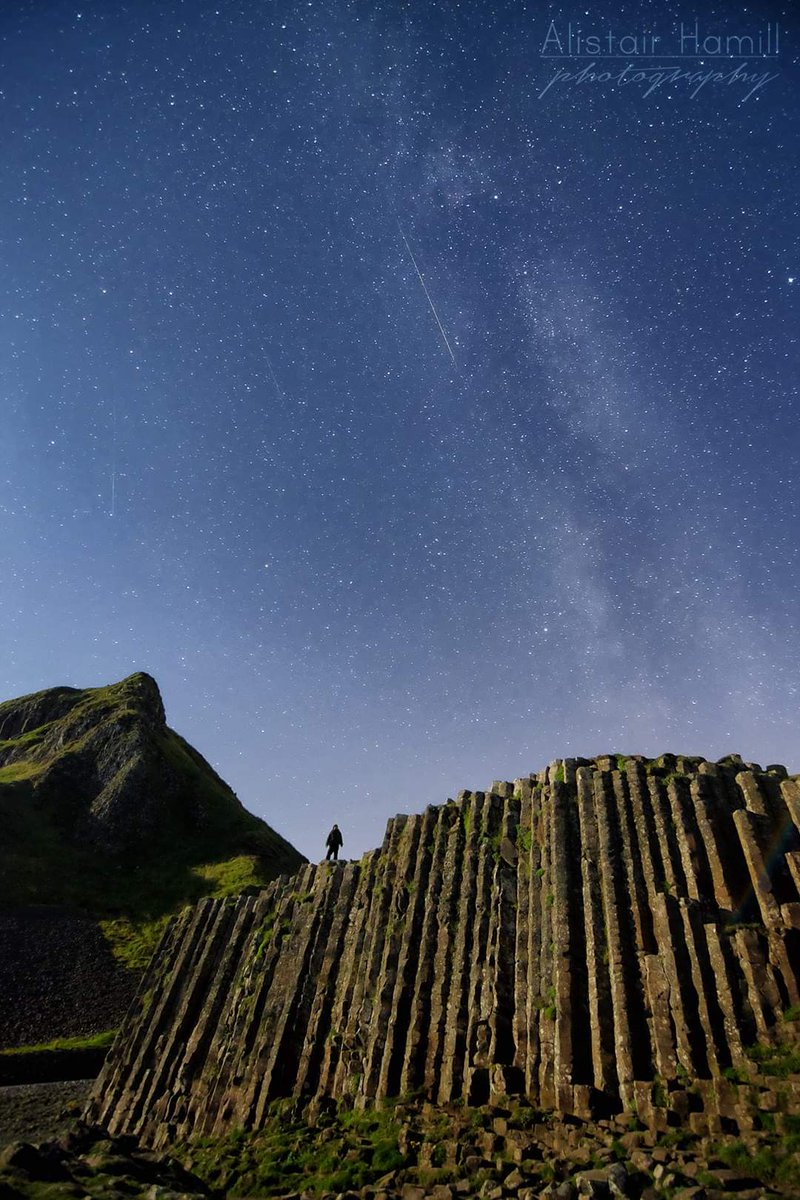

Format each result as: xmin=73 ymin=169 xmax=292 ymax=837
xmin=541 ymin=21 xmax=780 ymax=58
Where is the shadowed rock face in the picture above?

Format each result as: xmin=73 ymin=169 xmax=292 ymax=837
xmin=0 ymin=670 xmax=303 ymax=879
xmin=89 ymin=755 xmax=800 ymax=1147
xmin=0 ymin=672 xmax=305 ymax=1047
xmin=3 ymin=673 xmax=170 ymax=851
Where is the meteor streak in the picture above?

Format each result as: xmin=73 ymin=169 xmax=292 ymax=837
xmin=397 ymin=221 xmax=457 ymax=368
xmin=110 ymin=395 xmax=117 ymax=517
xmin=266 ymin=354 xmax=284 ymax=402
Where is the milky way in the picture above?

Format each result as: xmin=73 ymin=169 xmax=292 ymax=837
xmin=2 ymin=0 xmax=798 ymax=860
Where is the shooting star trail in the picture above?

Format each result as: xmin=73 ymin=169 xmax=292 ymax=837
xmin=266 ymin=353 xmax=284 ymax=402
xmin=110 ymin=396 xmax=117 ymax=518
xmin=397 ymin=221 xmax=457 ymax=368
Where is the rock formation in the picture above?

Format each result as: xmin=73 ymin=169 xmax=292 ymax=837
xmin=0 ymin=672 xmax=304 ymax=1050
xmin=0 ymin=671 xmax=301 ymax=863
xmin=89 ymin=754 xmax=800 ymax=1148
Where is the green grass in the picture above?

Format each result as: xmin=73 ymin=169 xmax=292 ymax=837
xmin=0 ymin=722 xmax=51 ymax=753
xmin=182 ymin=1100 xmax=565 ymax=1199
xmin=0 ymin=759 xmax=46 ymax=783
xmin=100 ymin=856 xmax=282 ymax=968
xmin=144 ymin=1082 xmax=800 ymax=1200
xmin=746 ymin=1040 xmax=800 ymax=1078
xmin=193 ymin=855 xmax=271 ymax=896
xmin=722 ymin=1064 xmax=749 ymax=1084
xmin=483 ymin=830 xmax=502 ymax=860
xmin=184 ymin=1101 xmax=410 ymax=1197
xmin=0 ymin=1029 xmax=116 ymax=1055
xmin=254 ymin=911 xmax=278 ymax=958
xmin=100 ymin=914 xmax=174 ymax=970
xmin=713 ymin=1136 xmax=800 ymax=1185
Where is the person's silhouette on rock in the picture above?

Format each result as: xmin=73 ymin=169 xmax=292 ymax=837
xmin=325 ymin=823 xmax=343 ymax=861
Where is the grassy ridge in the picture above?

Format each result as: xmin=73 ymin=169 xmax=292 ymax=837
xmin=99 ymin=854 xmax=277 ymax=968
xmin=0 ymin=1031 xmax=117 ymax=1056
xmin=0 ymin=674 xmax=304 ymax=970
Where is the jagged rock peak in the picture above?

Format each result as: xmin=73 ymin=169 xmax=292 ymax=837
xmin=0 ymin=670 xmax=165 ymax=744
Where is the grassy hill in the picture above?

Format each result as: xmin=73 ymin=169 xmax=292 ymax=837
xmin=0 ymin=672 xmax=305 ymax=1048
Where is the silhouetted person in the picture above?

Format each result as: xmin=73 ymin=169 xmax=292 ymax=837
xmin=325 ymin=823 xmax=343 ymax=861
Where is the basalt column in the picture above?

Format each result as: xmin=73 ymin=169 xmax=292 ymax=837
xmin=89 ymin=755 xmax=800 ymax=1147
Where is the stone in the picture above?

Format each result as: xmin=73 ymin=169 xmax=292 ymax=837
xmin=704 ymin=1168 xmax=762 ymax=1188
xmin=79 ymin=752 xmax=800 ymax=1178
xmin=629 ymin=1150 xmax=654 ymax=1174
xmin=574 ymin=1169 xmax=613 ymax=1197
xmin=401 ymin=1186 xmax=427 ymax=1200
xmin=465 ymin=1156 xmax=490 ymax=1173
xmin=0 ymin=1142 xmax=70 ymax=1182
xmin=398 ymin=1127 xmax=420 ymax=1157
xmin=606 ymin=1164 xmax=627 ymax=1197
xmin=538 ymin=1185 xmax=576 ymax=1200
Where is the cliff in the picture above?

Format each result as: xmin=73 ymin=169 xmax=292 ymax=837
xmin=89 ymin=753 xmax=800 ymax=1148
xmin=0 ymin=672 xmax=304 ymax=1049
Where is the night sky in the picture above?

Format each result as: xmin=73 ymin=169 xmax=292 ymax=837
xmin=3 ymin=0 xmax=798 ymax=861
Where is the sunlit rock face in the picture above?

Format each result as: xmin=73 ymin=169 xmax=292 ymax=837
xmin=89 ymin=754 xmax=800 ymax=1147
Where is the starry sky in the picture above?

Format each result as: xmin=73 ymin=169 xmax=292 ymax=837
xmin=2 ymin=0 xmax=798 ymax=861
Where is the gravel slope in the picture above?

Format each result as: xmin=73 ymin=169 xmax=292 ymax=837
xmin=0 ymin=1080 xmax=92 ymax=1148
xmin=0 ymin=908 xmax=137 ymax=1048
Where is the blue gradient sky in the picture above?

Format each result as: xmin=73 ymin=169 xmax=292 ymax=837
xmin=2 ymin=0 xmax=798 ymax=861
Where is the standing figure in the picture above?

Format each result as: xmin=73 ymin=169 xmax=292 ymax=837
xmin=325 ymin=823 xmax=343 ymax=861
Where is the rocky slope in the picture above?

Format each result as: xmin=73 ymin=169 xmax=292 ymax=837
xmin=0 ymin=672 xmax=304 ymax=1050
xmin=5 ymin=1085 xmax=800 ymax=1198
